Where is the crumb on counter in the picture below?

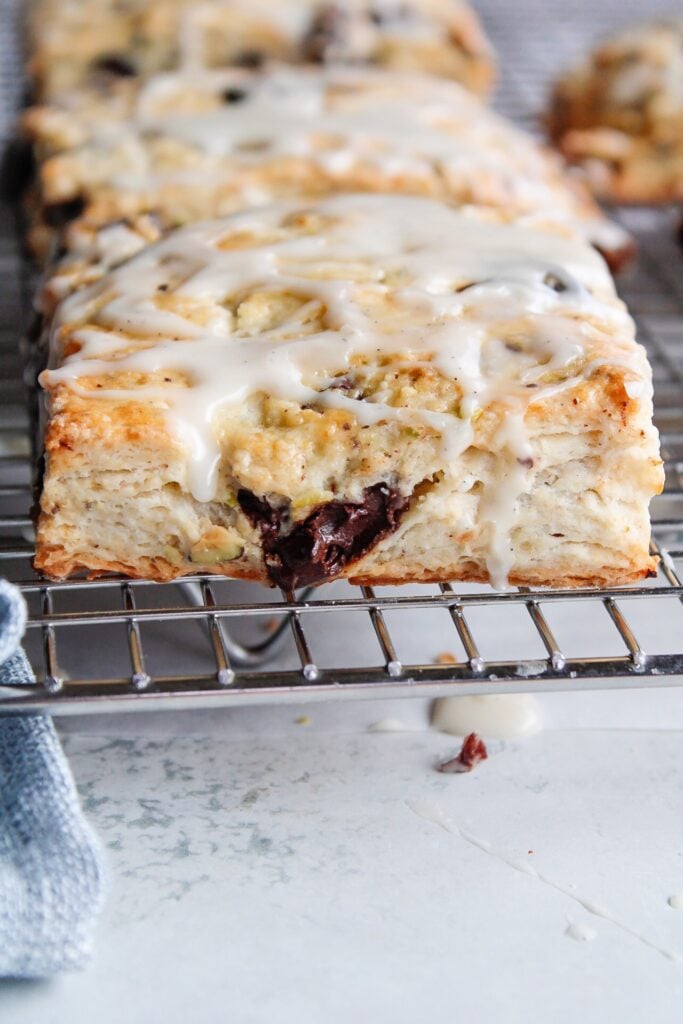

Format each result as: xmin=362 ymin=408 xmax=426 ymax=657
xmin=437 ymin=732 xmax=488 ymax=773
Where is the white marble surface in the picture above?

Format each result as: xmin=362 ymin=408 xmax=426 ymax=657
xmin=2 ymin=694 xmax=683 ymax=1023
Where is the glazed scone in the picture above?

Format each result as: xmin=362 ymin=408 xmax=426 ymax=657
xmin=22 ymin=65 xmax=632 ymax=271
xmin=26 ymin=0 xmax=495 ymax=99
xmin=36 ymin=195 xmax=663 ymax=589
xmin=549 ymin=19 xmax=683 ymax=202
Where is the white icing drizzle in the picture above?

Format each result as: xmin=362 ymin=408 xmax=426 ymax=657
xmin=42 ymin=194 xmax=642 ymax=586
xmin=406 ymin=800 xmax=682 ymax=962
xmin=61 ymin=63 xmax=628 ymax=255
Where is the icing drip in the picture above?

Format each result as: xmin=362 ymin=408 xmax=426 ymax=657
xmin=42 ymin=194 xmax=644 ymax=586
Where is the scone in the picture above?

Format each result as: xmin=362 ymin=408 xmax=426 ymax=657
xmin=35 ymin=194 xmax=663 ymax=590
xmin=26 ymin=0 xmax=495 ymax=99
xmin=548 ymin=19 xmax=683 ymax=202
xmin=22 ymin=65 xmax=633 ymax=272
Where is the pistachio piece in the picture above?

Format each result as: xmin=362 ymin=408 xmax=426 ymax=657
xmin=190 ymin=525 xmax=244 ymax=564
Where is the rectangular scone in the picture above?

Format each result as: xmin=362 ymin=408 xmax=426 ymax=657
xmin=36 ymin=194 xmax=663 ymax=590
xmin=26 ymin=0 xmax=495 ymax=99
xmin=22 ymin=65 xmax=632 ymax=275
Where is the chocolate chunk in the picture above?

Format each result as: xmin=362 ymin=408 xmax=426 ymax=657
xmin=238 ymin=482 xmax=408 ymax=589
xmin=301 ymin=4 xmax=350 ymax=63
xmin=233 ymin=50 xmax=264 ymax=69
xmin=517 ymin=456 xmax=534 ymax=469
xmin=221 ymin=87 xmax=248 ymax=104
xmin=92 ymin=54 xmax=137 ymax=77
xmin=437 ymin=732 xmax=488 ymax=774
xmin=369 ymin=4 xmax=413 ymax=26
xmin=43 ymin=196 xmax=86 ymax=228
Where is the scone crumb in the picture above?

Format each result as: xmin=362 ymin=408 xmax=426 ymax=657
xmin=437 ymin=732 xmax=488 ymax=773
xmin=435 ymin=651 xmax=457 ymax=665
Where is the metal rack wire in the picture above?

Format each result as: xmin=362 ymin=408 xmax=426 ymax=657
xmin=1 ymin=0 xmax=682 ymax=714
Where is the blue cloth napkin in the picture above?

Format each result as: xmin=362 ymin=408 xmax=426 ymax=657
xmin=0 ymin=579 xmax=106 ymax=977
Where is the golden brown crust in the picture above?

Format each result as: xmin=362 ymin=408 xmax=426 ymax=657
xmin=34 ymin=197 xmax=662 ymax=590
xmin=34 ymin=538 xmax=658 ymax=590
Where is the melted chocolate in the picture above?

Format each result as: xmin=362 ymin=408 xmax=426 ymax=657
xmin=238 ymin=482 xmax=408 ymax=589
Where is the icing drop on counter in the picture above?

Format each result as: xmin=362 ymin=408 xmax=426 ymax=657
xmin=432 ymin=693 xmax=542 ymax=739
xmin=565 ymin=922 xmax=597 ymax=943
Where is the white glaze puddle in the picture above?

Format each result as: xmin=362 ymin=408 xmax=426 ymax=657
xmin=565 ymin=922 xmax=597 ymax=943
xmin=406 ymin=799 xmax=681 ymax=963
xmin=367 ymin=718 xmax=421 ymax=733
xmin=431 ymin=694 xmax=542 ymax=739
xmin=668 ymin=894 xmax=683 ymax=910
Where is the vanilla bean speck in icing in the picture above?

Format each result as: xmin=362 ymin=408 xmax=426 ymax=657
xmin=41 ymin=195 xmax=651 ymax=588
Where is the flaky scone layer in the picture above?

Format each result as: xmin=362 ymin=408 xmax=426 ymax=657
xmin=22 ymin=65 xmax=632 ymax=272
xmin=26 ymin=0 xmax=495 ymax=100
xmin=36 ymin=195 xmax=662 ymax=590
xmin=549 ymin=19 xmax=683 ymax=202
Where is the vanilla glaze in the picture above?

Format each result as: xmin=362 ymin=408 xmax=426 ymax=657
xmin=42 ymin=195 xmax=648 ymax=587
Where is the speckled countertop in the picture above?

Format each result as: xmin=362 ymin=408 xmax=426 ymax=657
xmin=2 ymin=691 xmax=683 ymax=1023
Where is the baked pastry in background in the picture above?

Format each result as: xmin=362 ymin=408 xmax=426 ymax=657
xmin=36 ymin=194 xmax=663 ymax=589
xmin=26 ymin=0 xmax=495 ymax=99
xmin=22 ymin=65 xmax=633 ymax=274
xmin=548 ymin=19 xmax=683 ymax=202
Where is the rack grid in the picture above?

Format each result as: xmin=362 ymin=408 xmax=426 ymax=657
xmin=1 ymin=0 xmax=682 ymax=714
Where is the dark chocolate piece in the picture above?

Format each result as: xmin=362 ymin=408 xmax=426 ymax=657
xmin=221 ymin=87 xmax=248 ymax=104
xmin=43 ymin=196 xmax=86 ymax=228
xmin=238 ymin=482 xmax=408 ymax=589
xmin=301 ymin=4 xmax=351 ymax=63
xmin=91 ymin=54 xmax=137 ymax=77
xmin=233 ymin=51 xmax=265 ymax=69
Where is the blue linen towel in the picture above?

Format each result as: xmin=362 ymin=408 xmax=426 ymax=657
xmin=0 ymin=578 xmax=106 ymax=977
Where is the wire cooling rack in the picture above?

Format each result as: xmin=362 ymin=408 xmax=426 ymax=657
xmin=1 ymin=0 xmax=683 ymax=714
